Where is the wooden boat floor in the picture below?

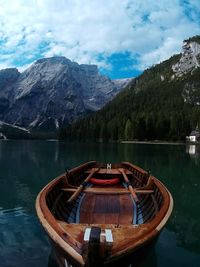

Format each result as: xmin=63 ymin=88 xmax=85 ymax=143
xmin=79 ymin=187 xmax=134 ymax=224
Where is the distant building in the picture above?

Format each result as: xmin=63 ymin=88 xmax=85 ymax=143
xmin=187 ymin=125 xmax=200 ymax=142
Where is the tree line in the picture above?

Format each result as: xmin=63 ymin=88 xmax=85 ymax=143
xmin=60 ymin=54 xmax=200 ymax=142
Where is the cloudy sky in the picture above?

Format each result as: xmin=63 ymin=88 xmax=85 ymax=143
xmin=0 ymin=0 xmax=200 ymax=79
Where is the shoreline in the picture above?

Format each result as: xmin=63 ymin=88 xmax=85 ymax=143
xmin=0 ymin=139 xmax=199 ymax=146
xmin=121 ymin=140 xmax=186 ymax=145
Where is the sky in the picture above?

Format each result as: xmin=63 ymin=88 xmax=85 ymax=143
xmin=0 ymin=0 xmax=200 ymax=79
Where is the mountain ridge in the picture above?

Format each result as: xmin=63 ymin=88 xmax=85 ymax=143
xmin=0 ymin=57 xmax=132 ymax=138
xmin=63 ymin=35 xmax=200 ymax=141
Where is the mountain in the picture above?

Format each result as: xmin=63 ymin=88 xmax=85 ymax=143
xmin=63 ymin=35 xmax=200 ymax=141
xmin=112 ymin=78 xmax=133 ymax=88
xmin=0 ymin=121 xmax=30 ymax=139
xmin=0 ymin=57 xmax=132 ymax=138
xmin=172 ymin=36 xmax=200 ymax=78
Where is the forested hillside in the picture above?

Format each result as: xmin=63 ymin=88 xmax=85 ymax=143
xmin=61 ymin=37 xmax=200 ymax=141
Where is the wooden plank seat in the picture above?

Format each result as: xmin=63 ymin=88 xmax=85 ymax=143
xmin=62 ymin=187 xmax=154 ymax=195
xmin=85 ymin=168 xmax=132 ymax=175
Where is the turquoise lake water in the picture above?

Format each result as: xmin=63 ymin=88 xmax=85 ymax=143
xmin=0 ymin=140 xmax=200 ymax=267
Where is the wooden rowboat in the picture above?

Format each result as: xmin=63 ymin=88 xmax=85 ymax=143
xmin=36 ymin=161 xmax=173 ymax=267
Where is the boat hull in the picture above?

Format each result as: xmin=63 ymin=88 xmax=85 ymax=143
xmin=36 ymin=161 xmax=173 ymax=267
xmin=50 ymin=234 xmax=159 ymax=267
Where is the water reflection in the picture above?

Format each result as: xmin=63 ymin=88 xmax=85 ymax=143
xmin=0 ymin=141 xmax=200 ymax=267
xmin=0 ymin=207 xmax=49 ymax=267
xmin=186 ymin=144 xmax=200 ymax=161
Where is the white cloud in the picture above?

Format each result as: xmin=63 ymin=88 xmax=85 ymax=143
xmin=138 ymin=37 xmax=182 ymax=70
xmin=0 ymin=62 xmax=13 ymax=70
xmin=0 ymin=0 xmax=199 ymax=75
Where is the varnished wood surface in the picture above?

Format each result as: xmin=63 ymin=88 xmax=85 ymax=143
xmin=118 ymin=168 xmax=139 ymax=202
xmin=67 ymin=168 xmax=99 ymax=203
xmin=58 ymin=221 xmax=151 ymax=256
xmin=62 ymin=187 xmax=154 ymax=195
xmin=79 ymin=192 xmax=134 ymax=224
xmin=36 ymin=161 xmax=173 ymax=267
xmin=85 ymin=168 xmax=132 ymax=174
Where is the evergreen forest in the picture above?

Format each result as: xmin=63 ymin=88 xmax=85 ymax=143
xmin=61 ymin=43 xmax=200 ymax=142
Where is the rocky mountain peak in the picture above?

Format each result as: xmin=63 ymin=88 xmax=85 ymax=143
xmin=35 ymin=56 xmax=70 ymax=65
xmin=80 ymin=64 xmax=98 ymax=76
xmin=172 ymin=38 xmax=200 ymax=77
xmin=0 ymin=56 xmax=131 ymax=135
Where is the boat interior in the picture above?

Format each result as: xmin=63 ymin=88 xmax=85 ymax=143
xmin=45 ymin=162 xmax=164 ymax=226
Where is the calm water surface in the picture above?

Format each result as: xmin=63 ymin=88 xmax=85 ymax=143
xmin=0 ymin=140 xmax=200 ymax=267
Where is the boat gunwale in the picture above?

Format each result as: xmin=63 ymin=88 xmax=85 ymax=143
xmin=35 ymin=161 xmax=97 ymax=265
xmin=110 ymin=176 xmax=173 ymax=257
